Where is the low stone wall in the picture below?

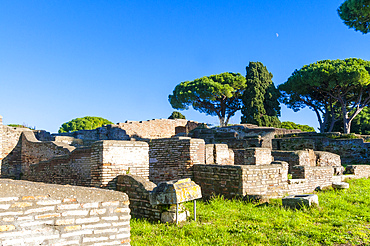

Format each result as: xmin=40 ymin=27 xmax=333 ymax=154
xmin=193 ymin=165 xmax=243 ymax=199
xmin=0 ymin=179 xmax=130 ymax=246
xmin=193 ymin=162 xmax=289 ymax=198
xmin=345 ymin=165 xmax=370 ymax=178
xmin=148 ymin=137 xmax=205 ymax=184
xmin=189 ymin=125 xmax=301 ymax=149
xmin=116 ymin=175 xmax=161 ymax=221
xmin=273 ymin=136 xmax=370 ymax=164
xmin=241 ymin=162 xmax=289 ymax=197
xmin=194 ymin=161 xmax=339 ymax=199
xmin=272 ymin=149 xmax=341 ymax=174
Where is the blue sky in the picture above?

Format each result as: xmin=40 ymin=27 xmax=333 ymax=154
xmin=1 ymin=1 xmax=369 ymax=133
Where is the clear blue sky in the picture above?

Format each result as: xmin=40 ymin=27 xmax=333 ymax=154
xmin=1 ymin=1 xmax=369 ymax=133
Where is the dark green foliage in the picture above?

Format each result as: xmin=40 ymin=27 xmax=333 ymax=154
xmin=281 ymin=121 xmax=316 ymax=132
xmin=241 ymin=62 xmax=281 ymax=127
xmin=58 ymin=116 xmax=113 ymax=133
xmin=168 ymin=72 xmax=247 ymax=127
xmin=332 ymin=107 xmax=370 ymax=134
xmin=279 ymin=58 xmax=370 ymax=134
xmin=168 ymin=111 xmax=186 ymax=119
xmin=338 ymin=0 xmax=370 ymax=34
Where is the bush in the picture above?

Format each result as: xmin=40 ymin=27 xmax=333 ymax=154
xmin=58 ymin=116 xmax=113 ymax=133
xmin=168 ymin=111 xmax=186 ymax=119
xmin=281 ymin=121 xmax=315 ymax=132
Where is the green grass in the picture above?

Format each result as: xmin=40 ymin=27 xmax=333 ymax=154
xmin=131 ymin=178 xmax=370 ymax=246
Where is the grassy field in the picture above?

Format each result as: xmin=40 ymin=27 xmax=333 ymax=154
xmin=131 ymin=178 xmax=370 ymax=246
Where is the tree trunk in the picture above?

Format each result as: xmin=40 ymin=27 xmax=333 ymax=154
xmin=343 ymin=118 xmax=351 ymax=134
xmin=219 ymin=116 xmax=226 ymax=127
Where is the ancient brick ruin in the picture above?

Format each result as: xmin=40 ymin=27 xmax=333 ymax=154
xmin=1 ymin=115 xmax=370 ymax=244
xmin=0 ymin=179 xmax=130 ymax=245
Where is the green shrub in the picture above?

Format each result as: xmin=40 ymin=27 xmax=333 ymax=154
xmin=168 ymin=111 xmax=186 ymax=119
xmin=281 ymin=121 xmax=316 ymax=132
xmin=58 ymin=116 xmax=113 ymax=133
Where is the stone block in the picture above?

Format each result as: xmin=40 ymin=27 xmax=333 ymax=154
xmin=282 ymin=194 xmax=319 ymax=209
xmin=236 ymin=148 xmax=273 ymax=166
xmin=149 ymin=178 xmax=202 ymax=205
xmin=332 ymin=182 xmax=349 ymax=189
xmin=160 ymin=204 xmax=189 ymax=223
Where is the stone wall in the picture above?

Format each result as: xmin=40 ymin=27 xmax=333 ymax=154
xmin=189 ymin=124 xmax=302 ymax=149
xmin=345 ymin=165 xmax=370 ymax=178
xmin=148 ymin=137 xmax=205 ymax=184
xmin=0 ymin=179 xmax=130 ymax=246
xmin=56 ymin=125 xmax=131 ymax=145
xmin=272 ymin=149 xmax=341 ymax=174
xmin=273 ymin=135 xmax=370 ymax=164
xmin=117 ymin=119 xmax=201 ymax=139
xmin=116 ymin=175 xmax=161 ymax=221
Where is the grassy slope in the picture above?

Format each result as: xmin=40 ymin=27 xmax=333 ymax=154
xmin=131 ymin=178 xmax=370 ymax=246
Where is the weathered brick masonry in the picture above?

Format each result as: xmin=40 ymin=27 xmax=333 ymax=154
xmin=193 ymin=148 xmax=361 ymax=199
xmin=148 ymin=137 xmax=205 ymax=184
xmin=116 ymin=175 xmax=161 ymax=221
xmin=117 ymin=119 xmax=200 ymax=139
xmin=2 ymin=131 xmax=149 ymax=189
xmin=90 ymin=140 xmax=149 ymax=189
xmin=0 ymin=179 xmax=130 ymax=246
xmin=273 ymin=133 xmax=370 ymax=164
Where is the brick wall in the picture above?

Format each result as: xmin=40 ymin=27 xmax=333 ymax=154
xmin=26 ymin=147 xmax=92 ymax=186
xmin=0 ymin=179 xmax=130 ymax=245
xmin=148 ymin=137 xmax=205 ymax=183
xmin=2 ymin=132 xmax=150 ymax=190
xmin=193 ymin=162 xmax=289 ymax=199
xmin=193 ymin=165 xmax=243 ymax=199
xmin=0 ymin=122 xmax=33 ymax=176
xmin=117 ymin=119 xmax=201 ymax=139
xmin=241 ymin=162 xmax=289 ymax=197
xmin=234 ymin=148 xmax=273 ymax=165
xmin=194 ymin=161 xmax=340 ymax=199
xmin=345 ymin=165 xmax=370 ymax=178
xmin=116 ymin=175 xmax=161 ymax=221
xmin=91 ymin=141 xmax=149 ymax=189
xmin=1 ymin=131 xmax=75 ymax=179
